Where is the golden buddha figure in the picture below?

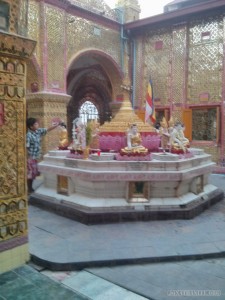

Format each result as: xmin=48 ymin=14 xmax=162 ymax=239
xmin=58 ymin=122 xmax=69 ymax=149
xmin=121 ymin=123 xmax=148 ymax=154
xmin=170 ymin=122 xmax=190 ymax=153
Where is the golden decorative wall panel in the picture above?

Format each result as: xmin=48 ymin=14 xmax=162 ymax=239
xmin=66 ymin=15 xmax=120 ymax=66
xmin=134 ymin=37 xmax=145 ymax=108
xmin=27 ymin=0 xmax=41 ymax=66
xmin=171 ymin=26 xmax=187 ymax=105
xmin=137 ymin=16 xmax=224 ymax=109
xmin=46 ymin=4 xmax=65 ymax=91
xmin=0 ymin=199 xmax=27 ymax=241
xmin=0 ymin=59 xmax=28 ymax=243
xmin=26 ymin=59 xmax=39 ymax=94
xmin=27 ymin=92 xmax=71 ymax=154
xmin=0 ymin=27 xmax=35 ymax=253
xmin=144 ymin=29 xmax=172 ymax=106
xmin=188 ymin=17 xmax=223 ymax=103
xmin=17 ymin=0 xmax=29 ymax=36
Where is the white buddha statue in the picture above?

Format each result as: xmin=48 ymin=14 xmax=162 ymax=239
xmin=121 ymin=123 xmax=148 ymax=154
xmin=170 ymin=122 xmax=190 ymax=153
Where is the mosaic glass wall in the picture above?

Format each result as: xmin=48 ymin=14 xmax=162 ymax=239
xmin=188 ymin=16 xmax=223 ymax=104
xmin=136 ymin=15 xmax=224 ymax=122
xmin=17 ymin=0 xmax=28 ymax=36
xmin=27 ymin=1 xmax=121 ymax=93
xmin=171 ymin=26 xmax=187 ymax=105
xmin=137 ymin=13 xmax=225 ymax=162
xmin=143 ymin=28 xmax=172 ymax=107
xmin=66 ymin=16 xmax=120 ymax=67
xmin=46 ymin=4 xmax=65 ymax=91
xmin=27 ymin=0 xmax=40 ymax=66
xmin=134 ymin=36 xmax=145 ymax=108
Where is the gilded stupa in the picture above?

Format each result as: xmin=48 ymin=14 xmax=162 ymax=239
xmin=99 ymin=81 xmax=155 ymax=133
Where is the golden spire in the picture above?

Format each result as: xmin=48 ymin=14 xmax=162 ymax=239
xmin=100 ymin=86 xmax=155 ymax=133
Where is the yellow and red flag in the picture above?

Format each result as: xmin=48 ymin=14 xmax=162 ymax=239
xmin=145 ymin=79 xmax=156 ymax=123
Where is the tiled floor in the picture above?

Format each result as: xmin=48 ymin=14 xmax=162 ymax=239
xmin=0 ymin=265 xmax=89 ymax=300
xmin=0 ymin=264 xmax=147 ymax=300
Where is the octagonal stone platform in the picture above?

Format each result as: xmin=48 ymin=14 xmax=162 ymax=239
xmin=29 ymin=149 xmax=224 ymax=224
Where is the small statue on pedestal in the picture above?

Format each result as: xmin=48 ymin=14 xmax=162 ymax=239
xmin=58 ymin=122 xmax=69 ymax=149
xmin=159 ymin=117 xmax=170 ymax=153
xmin=170 ymin=122 xmax=190 ymax=153
xmin=71 ymin=118 xmax=86 ymax=150
xmin=121 ymin=123 xmax=148 ymax=154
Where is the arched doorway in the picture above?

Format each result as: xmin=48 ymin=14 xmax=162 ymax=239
xmin=79 ymin=100 xmax=98 ymax=123
xmin=66 ymin=50 xmax=122 ymax=139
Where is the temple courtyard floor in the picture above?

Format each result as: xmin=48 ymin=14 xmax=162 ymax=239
xmin=0 ymin=174 xmax=225 ymax=299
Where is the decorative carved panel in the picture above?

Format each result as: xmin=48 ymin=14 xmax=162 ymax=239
xmin=0 ymin=54 xmax=30 ymax=243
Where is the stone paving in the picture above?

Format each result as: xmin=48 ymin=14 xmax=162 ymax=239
xmin=28 ymin=180 xmax=225 ymax=270
xmin=0 ymin=174 xmax=225 ymax=299
xmin=85 ymin=258 xmax=225 ymax=300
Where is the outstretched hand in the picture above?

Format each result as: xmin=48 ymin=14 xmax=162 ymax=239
xmin=51 ymin=117 xmax=62 ymax=127
xmin=48 ymin=117 xmax=62 ymax=132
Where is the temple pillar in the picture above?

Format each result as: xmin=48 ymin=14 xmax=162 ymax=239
xmin=0 ymin=0 xmax=36 ymax=273
xmin=26 ymin=92 xmax=71 ymax=154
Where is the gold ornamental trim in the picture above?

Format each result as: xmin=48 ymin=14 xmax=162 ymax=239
xmin=0 ymin=32 xmax=36 ymax=58
xmin=26 ymin=92 xmax=71 ymax=103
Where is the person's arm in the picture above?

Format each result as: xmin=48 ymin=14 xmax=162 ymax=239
xmin=47 ymin=122 xmax=60 ymax=132
xmin=26 ymin=133 xmax=31 ymax=158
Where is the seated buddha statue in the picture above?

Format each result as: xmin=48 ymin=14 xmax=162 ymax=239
xmin=58 ymin=123 xmax=69 ymax=149
xmin=170 ymin=122 xmax=190 ymax=153
xmin=121 ymin=124 xmax=148 ymax=154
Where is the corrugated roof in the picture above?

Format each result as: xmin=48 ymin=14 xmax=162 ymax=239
xmin=166 ymin=0 xmax=188 ymax=5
